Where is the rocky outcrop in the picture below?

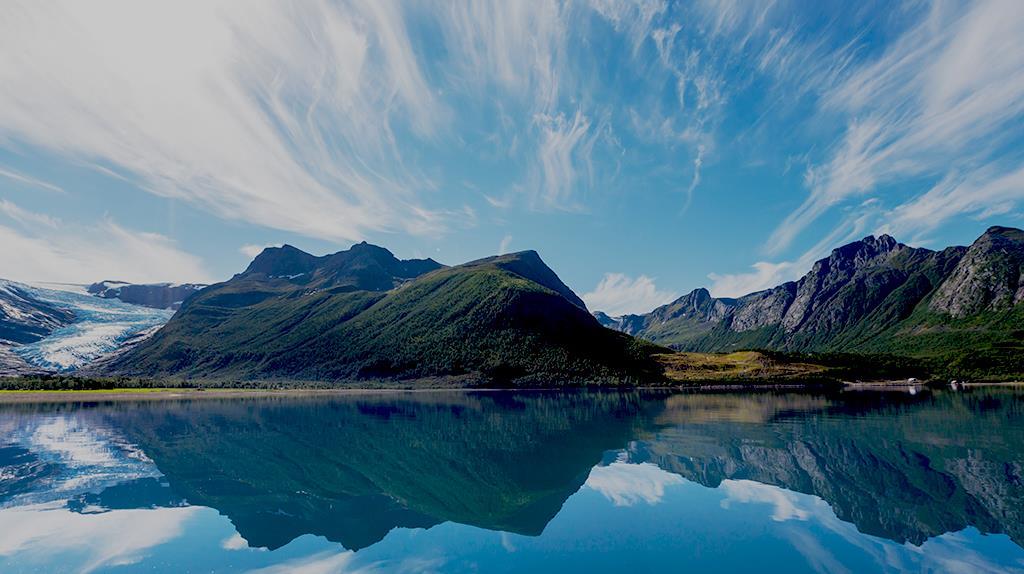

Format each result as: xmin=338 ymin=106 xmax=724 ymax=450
xmin=88 ymin=281 xmax=206 ymax=310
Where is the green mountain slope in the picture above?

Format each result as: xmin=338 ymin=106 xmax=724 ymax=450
xmin=103 ymin=246 xmax=665 ymax=385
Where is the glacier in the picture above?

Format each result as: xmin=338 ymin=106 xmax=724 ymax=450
xmin=4 ymin=281 xmax=173 ymax=372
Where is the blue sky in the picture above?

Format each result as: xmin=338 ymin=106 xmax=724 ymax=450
xmin=0 ymin=0 xmax=1022 ymax=315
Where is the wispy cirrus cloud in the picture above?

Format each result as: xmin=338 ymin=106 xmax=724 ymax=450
xmin=533 ymin=110 xmax=605 ymax=210
xmin=0 ymin=1 xmax=445 ymax=243
xmin=0 ymin=166 xmax=65 ymax=194
xmin=766 ymin=0 xmax=1024 ymax=254
xmin=879 ymin=165 xmax=1024 ymax=243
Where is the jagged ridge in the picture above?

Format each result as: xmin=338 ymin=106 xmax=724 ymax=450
xmin=596 ymin=226 xmax=1024 ymax=378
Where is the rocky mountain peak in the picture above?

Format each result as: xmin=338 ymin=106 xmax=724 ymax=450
xmin=241 ymin=243 xmax=442 ymax=291
xmin=821 ymin=234 xmax=903 ymax=272
xmin=650 ymin=287 xmax=734 ymax=324
xmin=243 ymin=245 xmax=319 ymax=278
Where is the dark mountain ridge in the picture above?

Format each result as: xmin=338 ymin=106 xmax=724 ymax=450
xmin=88 ymin=281 xmax=207 ymax=310
xmin=596 ymin=226 xmax=1024 ymax=378
xmin=240 ymin=241 xmax=442 ymax=291
xmin=103 ymin=243 xmax=664 ymax=385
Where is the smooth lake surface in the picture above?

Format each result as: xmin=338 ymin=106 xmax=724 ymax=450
xmin=1 ymin=389 xmax=1023 ymax=573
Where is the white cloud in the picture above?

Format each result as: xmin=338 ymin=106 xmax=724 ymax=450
xmin=683 ymin=144 xmax=705 ymax=211
xmin=0 ymin=1 xmax=446 ymax=244
xmin=582 ymin=272 xmax=678 ymax=315
xmin=768 ymin=0 xmax=1024 ymax=253
xmin=239 ymin=244 xmax=279 ymax=260
xmin=720 ymin=479 xmax=812 ymax=522
xmin=0 ymin=166 xmax=65 ymax=193
xmin=0 ymin=199 xmax=59 ymax=228
xmin=708 ymin=260 xmax=804 ymax=299
xmin=585 ymin=461 xmax=684 ymax=506
xmin=498 ymin=234 xmax=513 ymax=255
xmin=440 ymin=1 xmax=566 ymax=115
xmin=246 ymin=550 xmax=363 ymax=574
xmin=0 ymin=504 xmax=199 ymax=574
xmin=0 ymin=207 xmax=211 ymax=284
xmin=221 ymin=533 xmax=250 ymax=551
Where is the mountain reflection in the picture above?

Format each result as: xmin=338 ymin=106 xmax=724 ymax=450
xmin=632 ymin=391 xmax=1024 ymax=546
xmin=2 ymin=388 xmax=1022 ymax=555
xmin=103 ymin=391 xmax=654 ymax=551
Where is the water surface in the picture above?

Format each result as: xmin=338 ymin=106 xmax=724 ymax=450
xmin=1 ymin=388 xmax=1023 ymax=573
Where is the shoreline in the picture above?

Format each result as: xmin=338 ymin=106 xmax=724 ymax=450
xmin=1 ymin=380 xmax=1021 ymax=403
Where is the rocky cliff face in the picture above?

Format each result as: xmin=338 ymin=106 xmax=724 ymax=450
xmin=929 ymin=226 xmax=1024 ymax=317
xmin=595 ymin=227 xmax=1022 ymax=364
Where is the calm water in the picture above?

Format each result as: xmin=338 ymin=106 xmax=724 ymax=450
xmin=1 ymin=389 xmax=1023 ymax=573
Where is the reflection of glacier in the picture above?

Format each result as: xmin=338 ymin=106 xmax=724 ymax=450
xmin=9 ymin=282 xmax=172 ymax=371
xmin=0 ymin=414 xmax=165 ymax=508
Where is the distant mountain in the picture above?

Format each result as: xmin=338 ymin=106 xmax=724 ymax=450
xmin=595 ymin=226 xmax=1024 ymax=378
xmin=87 ymin=281 xmax=206 ymax=310
xmin=103 ymin=244 xmax=664 ymax=385
xmin=0 ymin=280 xmax=172 ymax=374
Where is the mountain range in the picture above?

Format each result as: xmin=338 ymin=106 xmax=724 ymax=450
xmin=102 ymin=242 xmax=664 ymax=385
xmin=6 ymin=225 xmax=1023 ymax=384
xmin=596 ymin=226 xmax=1024 ymax=379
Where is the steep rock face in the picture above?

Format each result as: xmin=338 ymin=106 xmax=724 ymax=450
xmin=729 ymin=283 xmax=796 ymax=332
xmin=596 ymin=229 xmax=1024 ymax=360
xmin=88 ymin=281 xmax=206 ymax=310
xmin=609 ymin=235 xmax=960 ymax=350
xmin=780 ymin=235 xmax=903 ymax=331
xmin=930 ymin=226 xmax=1024 ymax=317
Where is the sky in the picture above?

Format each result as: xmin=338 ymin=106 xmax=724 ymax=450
xmin=0 ymin=0 xmax=1022 ymax=315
